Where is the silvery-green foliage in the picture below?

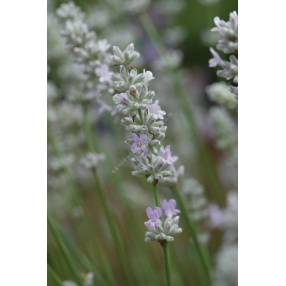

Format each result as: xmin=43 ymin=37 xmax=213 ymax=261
xmin=183 ymin=178 xmax=209 ymax=243
xmin=56 ymin=2 xmax=113 ymax=107
xmin=111 ymin=44 xmax=184 ymax=184
xmin=209 ymin=107 xmax=237 ymax=162
xmin=206 ymin=82 xmax=237 ymax=110
xmin=209 ymin=11 xmax=238 ymax=95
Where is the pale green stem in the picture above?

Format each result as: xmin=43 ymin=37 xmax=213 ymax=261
xmin=81 ymin=104 xmax=133 ymax=286
xmin=153 ymin=182 xmax=172 ymax=286
xmin=48 ymin=125 xmax=116 ymax=286
xmin=172 ymin=185 xmax=211 ymax=283
xmin=163 ymin=243 xmax=171 ymax=286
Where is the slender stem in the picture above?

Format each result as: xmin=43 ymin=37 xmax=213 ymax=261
xmin=48 ymin=264 xmax=63 ymax=286
xmin=152 ymin=181 xmax=160 ymax=206
xmin=139 ymin=12 xmax=225 ymax=205
xmin=48 ymin=217 xmax=84 ymax=286
xmin=163 ymin=243 xmax=171 ymax=286
xmin=152 ymin=182 xmax=172 ymax=285
xmin=80 ymin=104 xmax=133 ymax=285
xmin=172 ymin=185 xmax=211 ymax=283
xmin=48 ymin=125 xmax=117 ymax=286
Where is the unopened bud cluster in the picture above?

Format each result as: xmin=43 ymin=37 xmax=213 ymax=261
xmin=111 ymin=44 xmax=184 ymax=184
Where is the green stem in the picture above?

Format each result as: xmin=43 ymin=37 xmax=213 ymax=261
xmin=48 ymin=217 xmax=84 ymax=286
xmin=152 ymin=182 xmax=172 ymax=285
xmin=152 ymin=181 xmax=160 ymax=206
xmin=163 ymin=243 xmax=171 ymax=286
xmin=172 ymin=185 xmax=211 ymax=283
xmin=48 ymin=264 xmax=63 ymax=286
xmin=48 ymin=125 xmax=116 ymax=286
xmin=80 ymin=104 xmax=132 ymax=285
xmin=139 ymin=12 xmax=224 ymax=205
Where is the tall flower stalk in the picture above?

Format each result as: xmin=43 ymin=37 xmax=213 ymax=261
xmin=110 ymin=43 xmax=183 ymax=285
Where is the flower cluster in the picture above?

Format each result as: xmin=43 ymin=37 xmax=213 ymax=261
xmin=56 ymin=2 xmax=113 ymax=106
xmin=111 ymin=44 xmax=184 ymax=184
xmin=209 ymin=11 xmax=238 ymax=95
xmin=144 ymin=199 xmax=182 ymax=242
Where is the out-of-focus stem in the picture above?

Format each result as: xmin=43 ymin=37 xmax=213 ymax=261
xmin=163 ymin=243 xmax=171 ymax=286
xmin=139 ymin=12 xmax=224 ymax=205
xmin=172 ymin=185 xmax=211 ymax=283
xmin=81 ymin=104 xmax=133 ymax=286
xmin=48 ymin=217 xmax=84 ymax=286
xmin=48 ymin=125 xmax=117 ymax=286
xmin=48 ymin=264 xmax=63 ymax=286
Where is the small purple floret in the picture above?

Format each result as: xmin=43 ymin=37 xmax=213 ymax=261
xmin=159 ymin=145 xmax=177 ymax=164
xmin=130 ymin=133 xmax=148 ymax=157
xmin=209 ymin=48 xmax=222 ymax=68
xmin=208 ymin=203 xmax=223 ymax=228
xmin=144 ymin=207 xmax=162 ymax=230
xmin=161 ymin=199 xmax=180 ymax=218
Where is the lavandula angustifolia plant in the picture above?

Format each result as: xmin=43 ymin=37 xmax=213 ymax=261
xmin=111 ymin=43 xmax=184 ymax=184
xmin=111 ymin=43 xmax=183 ymax=285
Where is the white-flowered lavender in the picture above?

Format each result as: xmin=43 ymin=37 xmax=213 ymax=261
xmin=56 ymin=2 xmax=113 ymax=107
xmin=209 ymin=11 xmax=238 ymax=96
xmin=111 ymin=44 xmax=184 ymax=184
xmin=144 ymin=199 xmax=182 ymax=242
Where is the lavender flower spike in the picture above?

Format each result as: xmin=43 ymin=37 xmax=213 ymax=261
xmin=111 ymin=44 xmax=183 ymax=184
